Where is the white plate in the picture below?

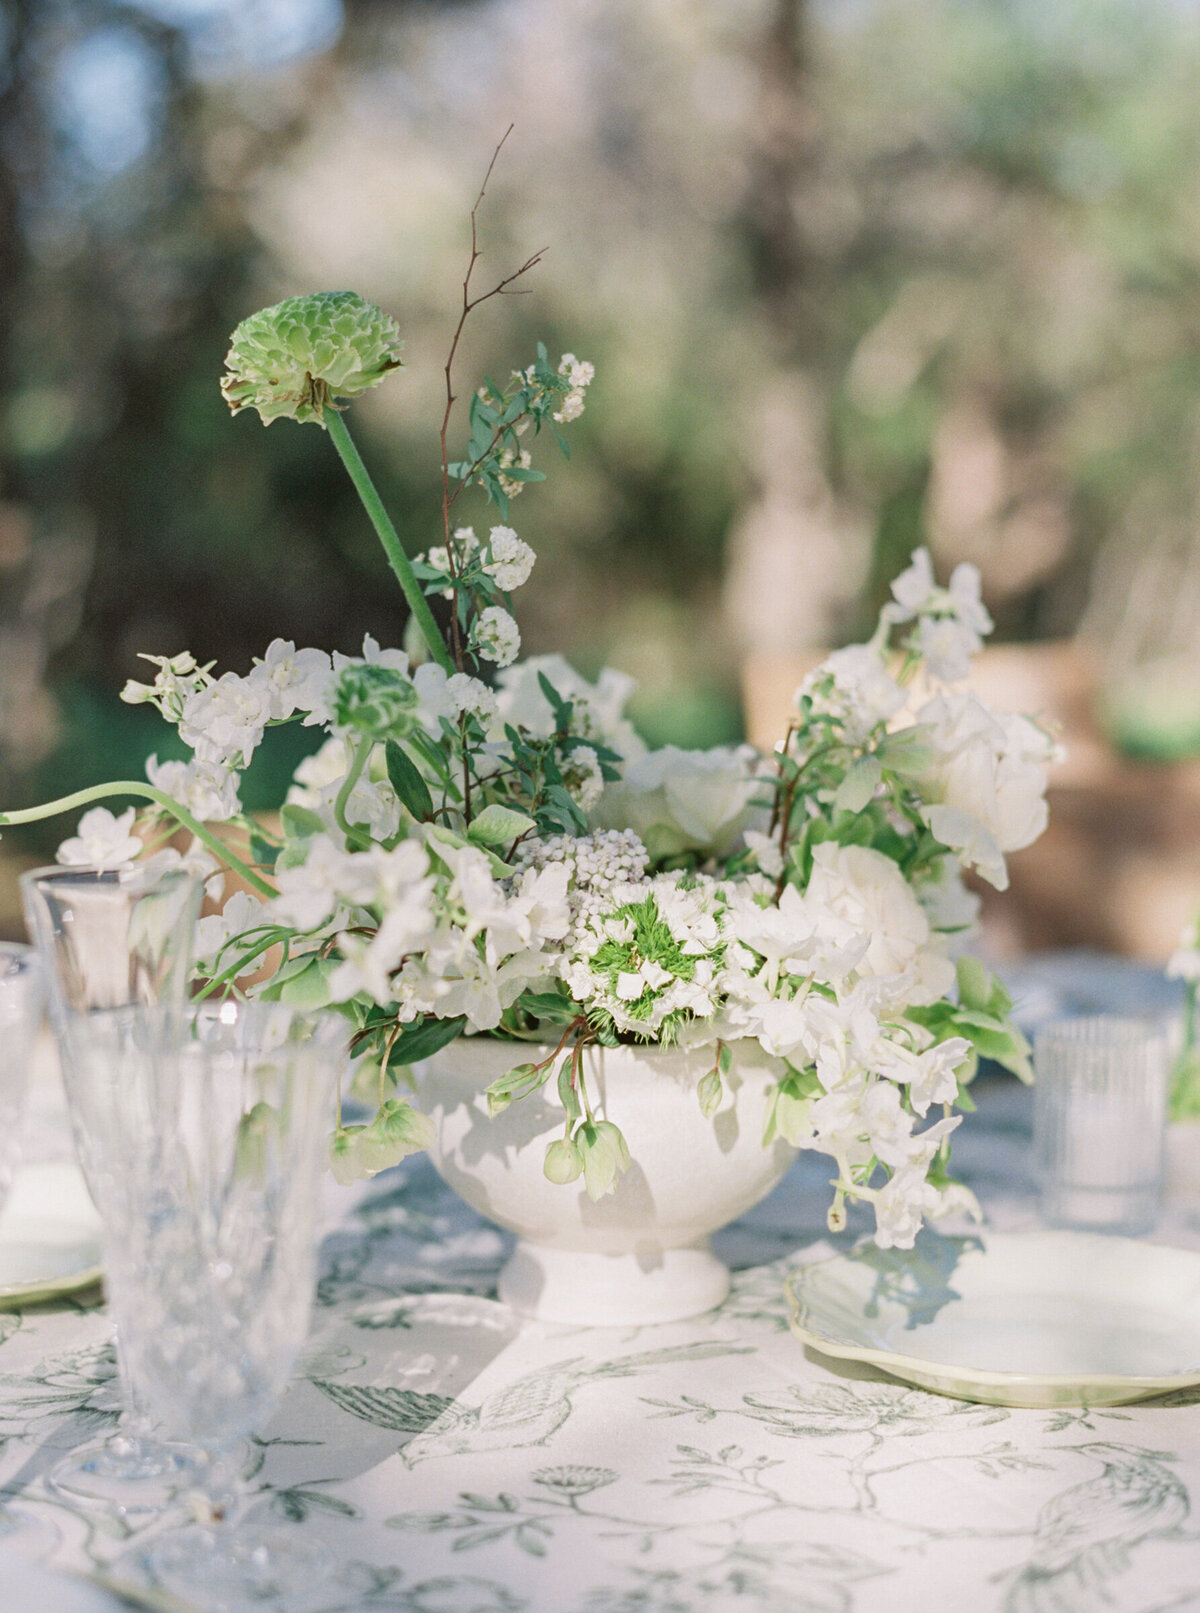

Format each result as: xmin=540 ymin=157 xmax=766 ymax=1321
xmin=785 ymin=1229 xmax=1200 ymax=1406
xmin=0 ymin=1161 xmax=102 ymax=1306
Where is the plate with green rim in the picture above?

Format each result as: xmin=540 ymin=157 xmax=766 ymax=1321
xmin=0 ymin=1160 xmax=102 ymax=1307
xmin=785 ymin=1228 xmax=1200 ymax=1407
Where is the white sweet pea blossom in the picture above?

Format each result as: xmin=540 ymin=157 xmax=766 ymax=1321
xmin=474 ymin=606 xmax=521 ymax=667
xmin=915 ymin=691 xmax=1056 ymax=890
xmin=884 ymin=546 xmax=993 ymax=683
xmin=483 ymin=526 xmax=536 ymax=591
xmin=179 ymin=672 xmax=272 ymax=768
xmin=120 ymin=651 xmax=211 ymax=719
xmin=271 ymin=835 xmax=379 ymax=931
xmin=798 ymin=644 xmax=906 ymax=742
xmin=869 ymin=1115 xmax=961 ymax=1250
xmin=57 ymin=806 xmax=142 ymax=870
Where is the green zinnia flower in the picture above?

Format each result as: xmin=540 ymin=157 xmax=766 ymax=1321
xmin=221 ymin=291 xmax=403 ymax=425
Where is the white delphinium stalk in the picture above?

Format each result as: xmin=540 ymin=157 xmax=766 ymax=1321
xmin=178 ymin=671 xmax=272 ymax=769
xmin=120 ymin=651 xmax=213 ymax=720
xmin=194 ymin=889 xmax=266 ymax=973
xmin=249 ymin=639 xmax=334 ymax=723
xmin=146 ymin=755 xmax=240 ymax=823
xmin=57 ymin=806 xmax=142 ymax=870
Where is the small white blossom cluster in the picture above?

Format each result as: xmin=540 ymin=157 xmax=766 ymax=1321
xmin=553 ymin=354 xmax=595 ymax=424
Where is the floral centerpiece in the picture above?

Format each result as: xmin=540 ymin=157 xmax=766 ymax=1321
xmin=2 ymin=193 xmax=1055 ymax=1264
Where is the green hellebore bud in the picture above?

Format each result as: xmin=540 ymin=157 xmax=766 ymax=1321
xmin=221 ymin=291 xmax=404 ymax=426
xmin=333 ymin=662 xmax=419 ymax=740
xmin=543 ymin=1137 xmax=584 ymax=1185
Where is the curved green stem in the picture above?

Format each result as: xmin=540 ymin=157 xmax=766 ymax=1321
xmin=0 ymin=782 xmax=277 ymax=899
xmin=324 ymin=409 xmax=455 ymax=674
xmin=333 ymin=738 xmax=373 ymax=848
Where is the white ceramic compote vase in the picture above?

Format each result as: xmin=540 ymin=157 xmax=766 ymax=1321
xmin=417 ymin=1037 xmax=796 ymax=1326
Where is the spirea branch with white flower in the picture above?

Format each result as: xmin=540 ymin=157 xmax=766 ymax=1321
xmin=0 ymin=163 xmax=1058 ymax=1250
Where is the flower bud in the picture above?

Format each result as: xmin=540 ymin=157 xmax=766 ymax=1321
xmin=333 ymin=662 xmax=418 ymax=740
xmin=543 ymin=1137 xmax=583 ymax=1185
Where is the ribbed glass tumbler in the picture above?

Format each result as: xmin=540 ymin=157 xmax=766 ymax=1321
xmin=1033 ymin=1015 xmax=1170 ymax=1236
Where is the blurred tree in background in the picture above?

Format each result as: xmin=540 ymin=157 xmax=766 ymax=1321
xmin=2 ymin=0 xmax=1200 ymax=857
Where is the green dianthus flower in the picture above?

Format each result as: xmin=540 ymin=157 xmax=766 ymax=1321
xmin=221 ymin=291 xmax=403 ymax=425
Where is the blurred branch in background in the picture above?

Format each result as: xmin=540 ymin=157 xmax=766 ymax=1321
xmin=2 ymin=0 xmax=1200 ymax=950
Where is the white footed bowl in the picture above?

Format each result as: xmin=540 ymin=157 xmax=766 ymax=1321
xmin=415 ymin=1037 xmax=797 ymax=1326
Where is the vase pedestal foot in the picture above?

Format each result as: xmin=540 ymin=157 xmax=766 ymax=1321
xmin=498 ymin=1239 xmax=730 ymax=1326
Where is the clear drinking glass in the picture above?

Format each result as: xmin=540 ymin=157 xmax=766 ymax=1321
xmin=1034 ymin=1015 xmax=1170 ymax=1235
xmin=19 ymin=863 xmax=205 ymax=1507
xmin=79 ymin=1001 xmax=345 ymax=1608
xmin=0 ymin=945 xmax=45 ymax=1218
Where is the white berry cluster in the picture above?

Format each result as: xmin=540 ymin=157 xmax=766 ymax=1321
xmin=515 ymin=829 xmax=649 ymax=945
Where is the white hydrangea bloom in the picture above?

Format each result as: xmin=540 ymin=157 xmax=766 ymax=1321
xmin=474 ymin=606 xmax=521 ymax=667
xmin=57 ymin=806 xmax=142 ymax=871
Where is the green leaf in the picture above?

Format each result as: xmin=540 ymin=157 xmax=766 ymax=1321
xmin=467 ymin=803 xmax=537 ymax=847
xmin=956 ymin=955 xmax=992 ymax=1013
xmin=258 ymin=950 xmax=325 ymax=1003
xmin=385 ymin=742 xmax=434 ymax=822
xmin=425 ymin=824 xmax=512 ymax=879
xmin=515 ymin=989 xmax=577 ymax=1025
xmin=248 ymin=825 xmax=280 ymax=870
xmin=276 ymin=954 xmax=337 ymax=1010
xmin=717 ymin=1043 xmax=733 ymax=1078
xmin=280 ymin=803 xmax=327 ymax=841
xmin=485 ymin=1060 xmax=551 ymax=1115
xmin=390 ymin=1015 xmax=467 ymax=1066
xmin=833 ymin=755 xmax=882 ymax=816
xmin=697 ymin=1066 xmax=723 ymax=1118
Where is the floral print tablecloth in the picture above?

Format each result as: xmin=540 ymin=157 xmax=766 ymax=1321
xmin=1 ymin=1068 xmax=1199 ymax=1613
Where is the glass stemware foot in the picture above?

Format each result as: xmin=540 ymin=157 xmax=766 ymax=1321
xmin=148 ymin=1519 xmax=335 ymax=1611
xmin=50 ymin=1429 xmax=200 ymax=1512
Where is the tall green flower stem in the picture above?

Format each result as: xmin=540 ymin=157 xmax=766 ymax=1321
xmin=0 ymin=782 xmax=277 ymax=899
xmin=324 ymin=409 xmax=454 ymax=674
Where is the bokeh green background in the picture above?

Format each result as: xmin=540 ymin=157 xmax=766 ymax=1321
xmin=4 ymin=0 xmax=1200 ymax=859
